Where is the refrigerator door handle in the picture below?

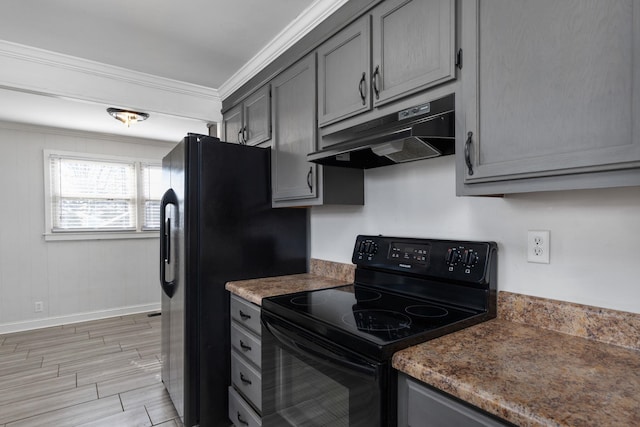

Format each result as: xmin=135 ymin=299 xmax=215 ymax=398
xmin=160 ymin=188 xmax=178 ymax=298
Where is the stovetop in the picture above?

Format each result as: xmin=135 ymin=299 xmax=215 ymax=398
xmin=262 ymin=235 xmax=498 ymax=360
xmin=266 ymin=284 xmax=479 ymax=345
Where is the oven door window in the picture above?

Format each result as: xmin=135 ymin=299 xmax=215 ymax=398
xmin=262 ymin=313 xmax=387 ymax=427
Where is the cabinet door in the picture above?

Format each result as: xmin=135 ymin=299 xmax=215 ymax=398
xmin=371 ymin=0 xmax=456 ymax=107
xmin=244 ymin=85 xmax=271 ymax=146
xmin=317 ymin=15 xmax=371 ymax=127
xmin=460 ymin=0 xmax=640 ymax=193
xmin=222 ymin=104 xmax=243 ymax=144
xmin=397 ymin=374 xmax=509 ymax=427
xmin=271 ymin=55 xmax=318 ymax=202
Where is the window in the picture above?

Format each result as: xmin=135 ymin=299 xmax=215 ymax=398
xmin=44 ymin=151 xmax=162 ymax=240
xmin=140 ymin=163 xmax=162 ymax=230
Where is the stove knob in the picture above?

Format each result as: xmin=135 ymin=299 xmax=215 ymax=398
xmin=463 ymin=250 xmax=478 ymax=267
xmin=363 ymin=241 xmax=377 ymax=255
xmin=445 ymin=248 xmax=460 ymax=265
xmin=369 ymin=243 xmax=378 ymax=255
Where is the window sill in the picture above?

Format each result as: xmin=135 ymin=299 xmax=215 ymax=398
xmin=44 ymin=231 xmax=159 ymax=242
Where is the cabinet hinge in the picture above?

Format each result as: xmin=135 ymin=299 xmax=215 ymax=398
xmin=456 ymin=49 xmax=463 ymax=70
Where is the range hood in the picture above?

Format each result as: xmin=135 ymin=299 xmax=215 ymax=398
xmin=308 ymin=94 xmax=455 ymax=169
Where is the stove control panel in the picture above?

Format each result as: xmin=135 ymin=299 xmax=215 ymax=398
xmin=389 ymin=242 xmax=430 ymax=265
xmin=352 ymin=235 xmax=497 ymax=285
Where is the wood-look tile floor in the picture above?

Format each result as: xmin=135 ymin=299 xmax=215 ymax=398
xmin=0 ymin=312 xmax=183 ymax=427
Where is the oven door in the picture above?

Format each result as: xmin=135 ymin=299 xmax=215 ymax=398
xmin=261 ymin=311 xmax=391 ymax=427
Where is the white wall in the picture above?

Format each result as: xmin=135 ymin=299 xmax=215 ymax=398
xmin=0 ymin=122 xmax=174 ymax=332
xmin=310 ymin=156 xmax=640 ymax=314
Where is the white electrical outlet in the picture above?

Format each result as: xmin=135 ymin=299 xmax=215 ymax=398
xmin=34 ymin=301 xmax=44 ymax=312
xmin=528 ymin=230 xmax=550 ymax=264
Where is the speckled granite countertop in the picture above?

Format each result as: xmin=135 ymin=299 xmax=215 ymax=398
xmin=393 ymin=293 xmax=640 ymax=427
xmin=225 ymin=258 xmax=354 ymax=306
xmin=225 ymin=273 xmax=349 ymax=306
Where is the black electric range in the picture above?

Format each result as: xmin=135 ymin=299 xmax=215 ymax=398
xmin=260 ymin=235 xmax=497 ymax=427
xmin=263 ymin=235 xmax=498 ymax=361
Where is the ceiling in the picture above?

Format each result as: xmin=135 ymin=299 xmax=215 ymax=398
xmin=0 ymin=0 xmax=336 ymax=142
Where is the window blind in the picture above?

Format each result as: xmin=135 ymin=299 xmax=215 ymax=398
xmin=49 ymin=156 xmax=137 ymax=231
xmin=141 ymin=163 xmax=162 ymax=230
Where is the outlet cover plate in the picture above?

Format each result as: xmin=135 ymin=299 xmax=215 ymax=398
xmin=528 ymin=230 xmax=550 ymax=264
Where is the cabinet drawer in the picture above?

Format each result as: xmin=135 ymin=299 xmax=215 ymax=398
xmin=231 ymin=350 xmax=262 ymax=411
xmin=231 ymin=321 xmax=262 ymax=369
xmin=230 ymin=295 xmax=261 ymax=336
xmin=229 ymin=386 xmax=262 ymax=427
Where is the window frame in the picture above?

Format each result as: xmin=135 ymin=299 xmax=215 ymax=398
xmin=43 ymin=150 xmax=162 ymax=241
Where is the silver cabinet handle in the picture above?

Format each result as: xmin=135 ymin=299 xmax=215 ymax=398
xmin=239 ymin=310 xmax=251 ymax=320
xmin=239 ymin=340 xmax=252 ymax=351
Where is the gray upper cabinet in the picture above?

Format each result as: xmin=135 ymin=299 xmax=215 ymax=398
xmin=243 ymin=85 xmax=271 ymax=146
xmin=271 ymin=54 xmax=364 ymax=207
xmin=458 ymin=0 xmax=640 ymax=195
xmin=222 ymin=103 xmax=243 ymax=144
xmin=371 ymin=0 xmax=456 ymax=107
xmin=317 ymin=0 xmax=456 ymax=129
xmin=271 ymin=55 xmax=319 ymax=202
xmin=222 ymin=85 xmax=271 ymax=146
xmin=317 ymin=15 xmax=372 ymax=127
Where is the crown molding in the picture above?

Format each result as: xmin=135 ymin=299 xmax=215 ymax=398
xmin=218 ymin=0 xmax=349 ymax=100
xmin=0 ymin=119 xmax=177 ymax=147
xmin=0 ymin=40 xmax=221 ymax=121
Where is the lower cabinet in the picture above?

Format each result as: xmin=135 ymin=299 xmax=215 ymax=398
xmin=229 ymin=386 xmax=262 ymax=427
xmin=231 ymin=351 xmax=262 ymax=411
xmin=229 ymin=295 xmax=262 ymax=426
xmin=397 ymin=373 xmax=511 ymax=427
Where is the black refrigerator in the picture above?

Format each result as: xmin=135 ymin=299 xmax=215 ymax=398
xmin=159 ymin=134 xmax=308 ymax=427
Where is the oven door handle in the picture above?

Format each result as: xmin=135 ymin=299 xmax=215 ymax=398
xmin=263 ymin=316 xmax=379 ymax=377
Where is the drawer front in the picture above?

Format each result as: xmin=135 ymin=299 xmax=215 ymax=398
xmin=231 ymin=321 xmax=262 ymax=369
xmin=231 ymin=350 xmax=262 ymax=411
xmin=230 ymin=295 xmax=261 ymax=336
xmin=229 ymin=386 xmax=262 ymax=427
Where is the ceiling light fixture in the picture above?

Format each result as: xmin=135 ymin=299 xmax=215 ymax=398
xmin=107 ymin=108 xmax=149 ymax=127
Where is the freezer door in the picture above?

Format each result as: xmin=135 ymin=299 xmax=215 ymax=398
xmin=161 ymin=140 xmax=187 ymax=424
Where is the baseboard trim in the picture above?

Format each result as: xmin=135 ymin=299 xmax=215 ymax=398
xmin=0 ymin=303 xmax=161 ymax=334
